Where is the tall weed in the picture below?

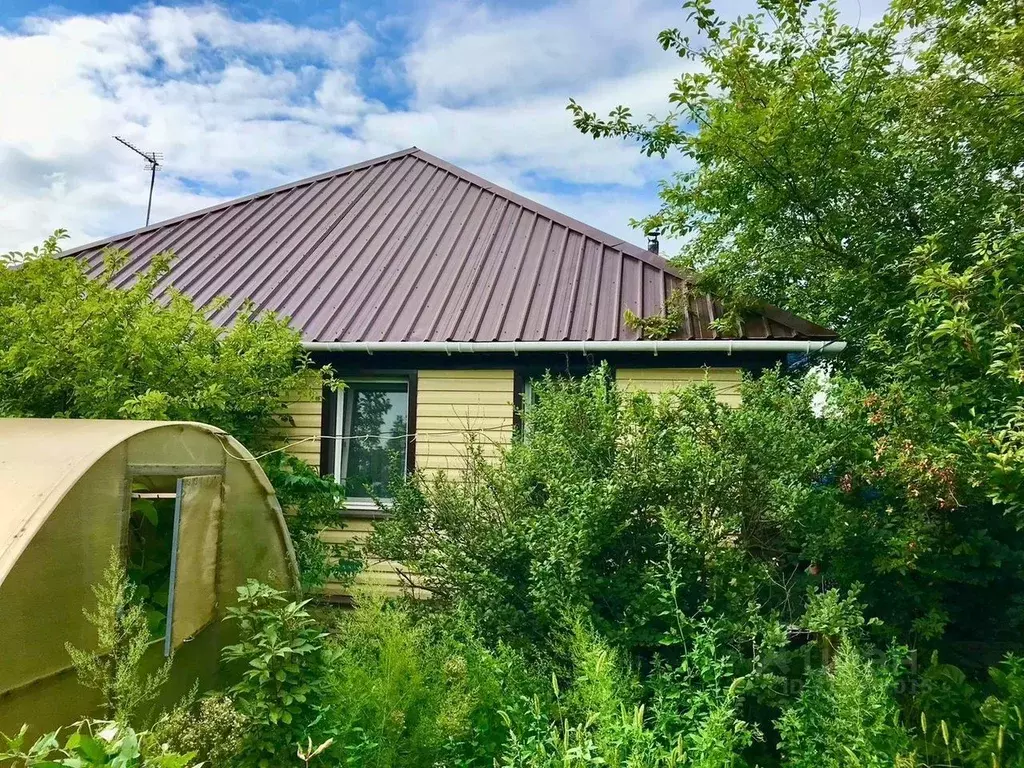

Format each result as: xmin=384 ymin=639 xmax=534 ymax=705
xmin=777 ymin=639 xmax=910 ymax=768
xmin=323 ymin=596 xmax=531 ymax=768
xmin=65 ymin=553 xmax=171 ymax=726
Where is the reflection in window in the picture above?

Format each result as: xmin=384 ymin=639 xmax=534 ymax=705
xmin=337 ymin=381 xmax=409 ymax=500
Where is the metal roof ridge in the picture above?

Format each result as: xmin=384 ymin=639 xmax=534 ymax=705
xmin=407 ymin=149 xmax=693 ymax=279
xmin=60 ymin=147 xmax=421 ymax=257
xmin=411 ymin=150 xmax=836 ymax=341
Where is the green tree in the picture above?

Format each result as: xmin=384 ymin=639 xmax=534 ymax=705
xmin=568 ymin=0 xmax=1024 ymax=355
xmin=1 ymin=232 xmax=354 ymax=589
xmin=568 ymin=0 xmax=1024 ymax=638
xmin=0 ymin=231 xmax=322 ymax=450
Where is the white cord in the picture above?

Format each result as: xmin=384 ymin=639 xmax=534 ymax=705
xmin=219 ymin=422 xmax=517 ymax=462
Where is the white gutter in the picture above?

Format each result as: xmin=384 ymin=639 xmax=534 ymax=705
xmin=302 ymin=340 xmax=846 ymax=355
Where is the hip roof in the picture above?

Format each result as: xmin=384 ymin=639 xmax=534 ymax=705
xmin=64 ymin=148 xmax=835 ymax=345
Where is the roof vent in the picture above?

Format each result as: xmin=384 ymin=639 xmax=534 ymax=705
xmin=647 ymin=229 xmax=661 ymax=255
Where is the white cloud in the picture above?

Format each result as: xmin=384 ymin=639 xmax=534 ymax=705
xmin=359 ymin=62 xmax=685 ymax=186
xmin=7 ymin=0 xmax=866 ymax=253
xmin=402 ymin=0 xmax=677 ymax=107
xmin=0 ymin=6 xmax=385 ymax=248
xmin=140 ymin=6 xmax=371 ymax=70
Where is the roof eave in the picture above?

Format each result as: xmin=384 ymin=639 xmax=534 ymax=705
xmin=302 ymin=339 xmax=846 ymax=355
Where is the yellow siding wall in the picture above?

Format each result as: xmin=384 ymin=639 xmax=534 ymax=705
xmin=360 ymin=369 xmax=513 ymax=598
xmin=273 ymin=395 xmax=322 ymax=471
xmin=615 ymin=368 xmax=743 ymax=406
xmin=321 ymin=518 xmax=429 ymax=600
xmin=277 ymin=370 xmax=515 ymax=600
xmin=414 ymin=369 xmax=516 ymax=474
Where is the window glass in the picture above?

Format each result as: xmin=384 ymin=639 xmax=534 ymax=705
xmin=339 ymin=381 xmax=409 ymax=499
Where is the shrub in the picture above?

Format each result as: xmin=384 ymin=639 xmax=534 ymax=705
xmin=0 ymin=720 xmax=195 ymax=768
xmin=260 ymin=453 xmax=362 ymax=592
xmin=970 ymin=655 xmax=1024 ymax=768
xmin=222 ymin=581 xmax=332 ymax=767
xmin=150 ymin=691 xmax=248 ymax=766
xmin=369 ymin=366 xmax=1024 ymax=766
xmin=374 ymin=365 xmax=1024 ymax=665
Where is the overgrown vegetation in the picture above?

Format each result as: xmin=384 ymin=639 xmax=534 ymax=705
xmin=376 ymin=369 xmax=1024 ymax=662
xmin=0 ymin=233 xmax=356 ymax=590
xmin=366 ymin=369 xmax=1024 ymax=766
xmin=222 ymin=581 xmax=334 ymax=767
xmin=4 ymin=0 xmax=1024 ymax=763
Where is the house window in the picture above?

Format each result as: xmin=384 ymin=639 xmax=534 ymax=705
xmin=516 ymin=370 xmax=577 ymax=433
xmin=334 ymin=379 xmax=410 ymax=503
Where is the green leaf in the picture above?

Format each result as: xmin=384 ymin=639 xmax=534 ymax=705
xmin=68 ymin=734 xmax=107 ymax=764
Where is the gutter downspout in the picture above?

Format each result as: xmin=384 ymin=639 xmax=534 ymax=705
xmin=302 ymin=340 xmax=846 ymax=354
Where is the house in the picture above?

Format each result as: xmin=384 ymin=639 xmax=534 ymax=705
xmin=65 ymin=147 xmax=841 ymax=595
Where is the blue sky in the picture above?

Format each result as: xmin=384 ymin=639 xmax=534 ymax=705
xmin=0 ymin=0 xmax=880 ymax=252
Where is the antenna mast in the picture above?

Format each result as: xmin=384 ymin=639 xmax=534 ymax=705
xmin=113 ymin=136 xmax=163 ymax=226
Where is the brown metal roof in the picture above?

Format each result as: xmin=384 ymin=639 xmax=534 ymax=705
xmin=64 ymin=148 xmax=835 ymax=344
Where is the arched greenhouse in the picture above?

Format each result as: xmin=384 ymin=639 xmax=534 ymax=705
xmin=0 ymin=419 xmax=299 ymax=735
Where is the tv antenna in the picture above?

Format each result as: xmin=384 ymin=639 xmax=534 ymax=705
xmin=113 ymin=136 xmax=162 ymax=226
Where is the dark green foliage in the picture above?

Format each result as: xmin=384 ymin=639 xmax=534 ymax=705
xmin=374 ymin=366 xmax=1024 ymax=663
xmin=260 ymin=453 xmax=362 ymax=592
xmin=125 ymin=489 xmax=176 ymax=640
xmin=559 ymin=5 xmax=1024 ymax=760
xmin=370 ymin=367 xmax=1024 ymax=766
xmin=222 ymin=581 xmax=332 ymax=768
xmin=972 ymin=656 xmax=1024 ymax=768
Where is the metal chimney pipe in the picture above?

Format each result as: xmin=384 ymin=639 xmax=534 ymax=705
xmin=647 ymin=229 xmax=661 ymax=254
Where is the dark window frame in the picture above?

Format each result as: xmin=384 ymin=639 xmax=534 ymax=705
xmin=512 ymin=360 xmax=606 ymax=434
xmin=319 ymin=370 xmax=418 ymax=509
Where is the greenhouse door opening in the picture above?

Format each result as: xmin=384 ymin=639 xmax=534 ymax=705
xmin=128 ymin=476 xmax=182 ymax=655
xmin=126 ymin=473 xmax=223 ymax=656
